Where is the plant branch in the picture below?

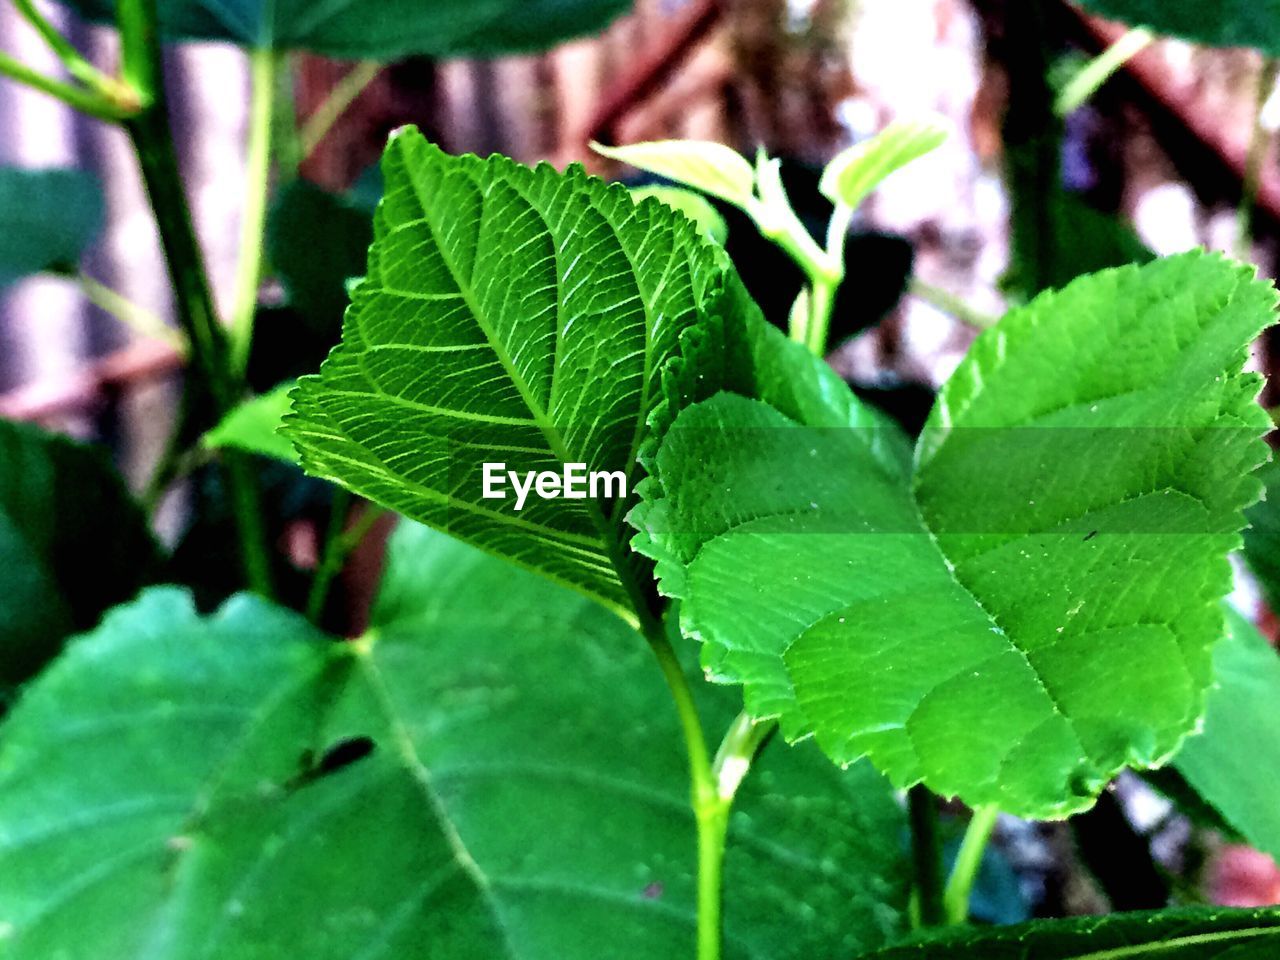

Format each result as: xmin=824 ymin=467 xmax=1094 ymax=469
xmin=306 ymin=494 xmax=387 ymax=624
xmin=300 ymin=59 xmax=381 ymax=159
xmin=1054 ymin=26 xmax=1153 ymax=117
xmin=908 ymin=277 xmax=999 ymax=329
xmin=942 ymin=804 xmax=1000 ymax=925
xmin=120 ymin=0 xmax=274 ymax=597
xmin=908 ymin=785 xmax=946 ymax=927
xmin=229 ymin=47 xmax=278 ymax=375
xmin=79 ymin=273 xmax=186 ymax=350
xmin=1237 ymin=58 xmax=1280 ymax=260
xmin=0 ymin=50 xmax=135 ymax=121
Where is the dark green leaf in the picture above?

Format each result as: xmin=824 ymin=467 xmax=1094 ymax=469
xmin=1242 ymin=458 xmax=1280 ymax=608
xmin=0 ymin=167 xmax=102 ymax=289
xmin=0 ymin=419 xmax=159 ymax=693
xmin=857 ymin=906 xmax=1280 ymax=959
xmin=1074 ymin=0 xmax=1280 ymax=55
xmin=1171 ymin=607 xmax=1280 ymax=861
xmin=638 ymin=252 xmax=1275 ymax=817
xmin=56 ymin=0 xmax=631 ymax=57
xmin=285 ymin=130 xmax=738 ymax=617
xmin=266 ymin=181 xmax=373 ymax=328
xmin=0 ymin=523 xmax=909 ymax=958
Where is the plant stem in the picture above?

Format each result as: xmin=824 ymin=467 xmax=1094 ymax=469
xmin=300 ymin=59 xmax=381 ymax=159
xmin=0 ymin=50 xmax=134 ymax=120
xmin=636 ymin=611 xmax=733 ymax=960
xmin=229 ymin=47 xmax=278 ymax=376
xmin=305 ymin=494 xmax=387 ymax=624
xmin=120 ymin=0 xmax=274 ymax=597
xmin=79 ymin=273 xmax=186 ymax=350
xmin=10 ymin=0 xmax=140 ymax=109
xmin=942 ymin=804 xmax=999 ymax=925
xmin=1054 ymin=26 xmax=1153 ymax=117
xmin=908 ymin=277 xmax=999 ymax=329
xmin=908 ymin=785 xmax=945 ymax=928
xmin=1237 ymin=58 xmax=1280 ymax=261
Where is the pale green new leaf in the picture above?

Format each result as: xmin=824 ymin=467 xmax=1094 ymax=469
xmin=1171 ymin=608 xmax=1280 ymax=861
xmin=205 ymin=382 xmax=299 ymax=464
xmin=638 ymin=252 xmax=1275 ymax=817
xmin=630 ymin=185 xmax=728 ymax=244
xmin=856 ymin=906 xmax=1280 ymax=959
xmin=593 ymin=140 xmax=757 ymax=210
xmin=285 ymin=129 xmax=735 ymax=616
xmin=0 ymin=523 xmax=909 ymax=959
xmin=819 ymin=119 xmax=947 ymax=210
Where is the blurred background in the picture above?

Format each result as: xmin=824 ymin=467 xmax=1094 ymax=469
xmin=3 ymin=0 xmax=1280 ymax=918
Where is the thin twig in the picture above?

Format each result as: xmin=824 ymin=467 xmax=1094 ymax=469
xmin=299 ymin=60 xmax=381 ymax=159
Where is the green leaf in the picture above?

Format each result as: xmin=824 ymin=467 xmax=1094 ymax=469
xmin=1074 ymin=0 xmax=1280 ymax=55
xmin=56 ymin=0 xmax=631 ymax=57
xmin=638 ymin=252 xmax=1275 ymax=817
xmin=0 ymin=523 xmax=910 ymax=958
xmin=0 ymin=167 xmax=102 ymax=289
xmin=1171 ymin=608 xmax=1280 ymax=861
xmin=1242 ymin=458 xmax=1280 ymax=608
xmin=856 ymin=906 xmax=1280 ymax=959
xmin=204 ymin=382 xmax=299 ymax=464
xmin=284 ymin=129 xmax=736 ymax=617
xmin=593 ymin=140 xmax=757 ymax=210
xmin=818 ymin=119 xmax=947 ymax=210
xmin=629 ymin=185 xmax=728 ymax=244
xmin=267 ymin=181 xmax=373 ymax=327
xmin=0 ymin=419 xmax=160 ymax=694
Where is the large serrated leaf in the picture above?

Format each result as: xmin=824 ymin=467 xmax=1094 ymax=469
xmin=285 ymin=130 xmax=737 ymax=617
xmin=855 ymin=906 xmax=1280 ymax=959
xmin=1170 ymin=608 xmax=1280 ymax=862
xmin=0 ymin=167 xmax=102 ymax=289
xmin=638 ymin=252 xmax=1275 ymax=817
xmin=1074 ymin=0 xmax=1280 ymax=55
xmin=0 ymin=419 xmax=160 ymax=695
xmin=0 ymin=523 xmax=909 ymax=959
xmin=55 ymin=0 xmax=630 ymax=57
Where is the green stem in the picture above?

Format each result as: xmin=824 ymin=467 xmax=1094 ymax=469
xmin=305 ymin=494 xmax=388 ymax=624
xmin=300 ymin=60 xmax=381 ymax=159
xmin=79 ymin=273 xmax=185 ymax=349
xmin=1054 ymin=26 xmax=1153 ymax=117
xmin=942 ymin=804 xmax=999 ymax=925
xmin=636 ymin=611 xmax=732 ymax=960
xmin=908 ymin=277 xmax=998 ymax=329
xmin=229 ymin=47 xmax=278 ymax=376
xmin=120 ymin=0 xmax=274 ymax=598
xmin=908 ymin=785 xmax=945 ymax=928
xmin=1237 ymin=58 xmax=1279 ymax=261
xmin=0 ymin=50 xmax=134 ymax=120
xmin=9 ymin=0 xmax=140 ymax=108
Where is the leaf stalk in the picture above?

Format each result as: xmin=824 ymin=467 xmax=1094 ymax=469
xmin=942 ymin=804 xmax=1000 ymax=925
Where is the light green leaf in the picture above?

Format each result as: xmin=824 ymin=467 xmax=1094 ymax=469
xmin=856 ymin=906 xmax=1280 ymax=959
xmin=1172 ymin=608 xmax=1280 ymax=861
xmin=284 ymin=129 xmax=737 ymax=617
xmin=204 ymin=382 xmax=299 ymax=464
xmin=0 ymin=167 xmax=102 ymax=289
xmin=0 ymin=419 xmax=159 ymax=695
xmin=638 ymin=252 xmax=1275 ymax=817
xmin=55 ymin=0 xmax=631 ymax=57
xmin=1242 ymin=458 xmax=1280 ymax=608
xmin=819 ymin=119 xmax=947 ymax=210
xmin=593 ymin=139 xmax=757 ymax=210
xmin=0 ymin=523 xmax=910 ymax=959
xmin=630 ymin=185 xmax=728 ymax=244
xmin=1074 ymin=0 xmax=1280 ymax=55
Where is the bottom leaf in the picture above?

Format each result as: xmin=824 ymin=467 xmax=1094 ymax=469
xmin=0 ymin=523 xmax=908 ymax=959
